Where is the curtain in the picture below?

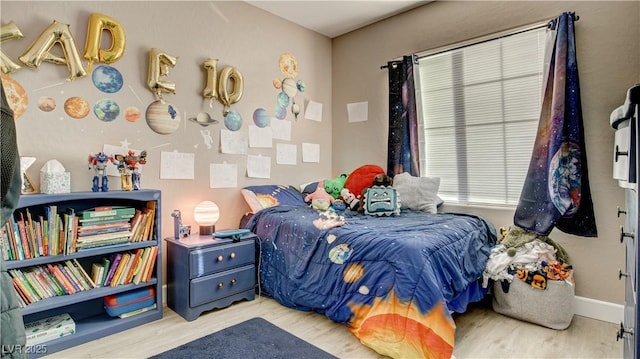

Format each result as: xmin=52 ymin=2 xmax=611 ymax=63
xmin=387 ymin=55 xmax=420 ymax=177
xmin=513 ymin=12 xmax=597 ymax=237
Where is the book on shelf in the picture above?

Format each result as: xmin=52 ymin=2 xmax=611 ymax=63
xmin=56 ymin=264 xmax=81 ymax=294
xmin=101 ymin=257 xmax=111 ymax=286
xmin=81 ymin=206 xmax=136 ymax=220
xmin=25 ymin=313 xmax=76 ymax=346
xmin=91 ymin=262 xmax=104 ymax=287
xmin=118 ymin=303 xmax=157 ymax=319
xmin=110 ymin=252 xmax=131 ymax=287
xmin=141 ymin=246 xmax=158 ymax=283
xmin=9 ymin=269 xmax=41 ymax=303
xmin=76 ymin=230 xmax=133 ymax=243
xmin=124 ymin=248 xmax=144 ymax=285
xmin=46 ymin=264 xmax=72 ymax=295
xmin=103 ymin=253 xmax=122 ymax=286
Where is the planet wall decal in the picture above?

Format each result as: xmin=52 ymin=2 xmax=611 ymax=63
xmin=146 ymin=100 xmax=181 ymax=135
xmin=0 ymin=75 xmax=28 ymax=119
xmin=253 ymin=108 xmax=269 ymax=128
xmin=64 ymin=96 xmax=90 ymax=119
xmin=94 ymin=98 xmax=120 ymax=122
xmin=124 ymin=106 xmax=141 ymax=122
xmin=37 ymin=97 xmax=56 ymax=112
xmin=92 ymin=65 xmax=123 ymax=93
xmin=224 ymin=109 xmax=242 ymax=131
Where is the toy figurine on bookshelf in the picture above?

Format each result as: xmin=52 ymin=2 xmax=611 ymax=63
xmin=114 ymin=150 xmax=147 ymax=191
xmin=87 ymin=152 xmax=114 ymax=192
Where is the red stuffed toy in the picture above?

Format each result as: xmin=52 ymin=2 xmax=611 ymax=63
xmin=343 ymin=164 xmax=386 ymax=198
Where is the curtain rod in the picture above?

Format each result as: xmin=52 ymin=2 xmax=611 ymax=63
xmin=380 ymin=12 xmax=579 ymax=70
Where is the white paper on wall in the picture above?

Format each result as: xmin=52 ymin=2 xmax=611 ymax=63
xmin=302 ymin=142 xmax=320 ymax=163
xmin=246 ymin=155 xmax=271 ymax=178
xmin=271 ymin=118 xmax=291 ymax=141
xmin=276 ymin=143 xmax=297 ymax=165
xmin=220 ymin=129 xmax=248 ymax=155
xmin=210 ymin=162 xmax=237 ymax=188
xmin=249 ymin=125 xmax=273 ymax=148
xmin=160 ymin=151 xmax=195 ymax=179
xmin=304 ymin=100 xmax=322 ymax=122
xmin=347 ymin=101 xmax=368 ymax=123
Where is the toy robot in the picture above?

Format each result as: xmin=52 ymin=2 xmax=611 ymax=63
xmin=114 ymin=150 xmax=147 ymax=191
xmin=88 ymin=152 xmax=114 ymax=192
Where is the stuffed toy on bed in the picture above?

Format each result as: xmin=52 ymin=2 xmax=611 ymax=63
xmin=324 ymin=173 xmax=348 ymax=199
xmin=305 ymin=180 xmax=334 ymax=210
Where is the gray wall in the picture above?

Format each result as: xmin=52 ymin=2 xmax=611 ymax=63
xmin=332 ymin=1 xmax=640 ymax=303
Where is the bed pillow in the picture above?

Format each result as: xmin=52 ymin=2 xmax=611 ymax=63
xmin=241 ymin=185 xmax=307 ymax=213
xmin=392 ymin=173 xmax=440 ymax=213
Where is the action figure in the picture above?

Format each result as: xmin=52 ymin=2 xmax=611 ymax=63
xmin=88 ymin=152 xmax=114 ymax=192
xmin=114 ymin=150 xmax=147 ymax=191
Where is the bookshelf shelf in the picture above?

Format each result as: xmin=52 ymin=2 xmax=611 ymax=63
xmin=4 ymin=190 xmax=162 ymax=357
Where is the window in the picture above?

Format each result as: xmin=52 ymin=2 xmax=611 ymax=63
xmin=415 ymin=24 xmax=548 ymax=206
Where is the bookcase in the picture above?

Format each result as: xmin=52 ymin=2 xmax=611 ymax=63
xmin=3 ymin=190 xmax=163 ymax=356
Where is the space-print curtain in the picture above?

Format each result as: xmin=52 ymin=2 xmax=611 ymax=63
xmin=514 ymin=12 xmax=597 ymax=237
xmin=387 ymin=55 xmax=420 ymax=177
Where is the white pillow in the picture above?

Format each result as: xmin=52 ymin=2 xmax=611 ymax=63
xmin=392 ymin=172 xmax=440 ymax=213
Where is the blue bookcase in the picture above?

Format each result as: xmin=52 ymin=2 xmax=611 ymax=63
xmin=4 ymin=190 xmax=162 ymax=357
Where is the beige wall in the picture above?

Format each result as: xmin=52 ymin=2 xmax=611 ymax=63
xmin=332 ymin=1 xmax=640 ymax=304
xmin=2 ymin=1 xmax=332 ymax=238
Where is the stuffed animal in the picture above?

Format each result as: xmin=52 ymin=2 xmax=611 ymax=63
xmin=324 ymin=174 xmax=348 ymax=199
xmin=343 ymin=164 xmax=385 ymax=199
xmin=372 ymin=173 xmax=393 ymax=187
xmin=305 ymin=180 xmax=335 ymax=208
xmin=340 ymin=188 xmax=361 ymax=211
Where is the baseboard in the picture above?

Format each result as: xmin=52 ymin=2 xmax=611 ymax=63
xmin=574 ymin=295 xmax=623 ymax=324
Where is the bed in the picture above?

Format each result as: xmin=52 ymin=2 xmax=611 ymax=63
xmin=242 ymin=185 xmax=497 ymax=359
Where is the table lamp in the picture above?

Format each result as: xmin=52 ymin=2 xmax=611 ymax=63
xmin=193 ymin=200 xmax=220 ymax=235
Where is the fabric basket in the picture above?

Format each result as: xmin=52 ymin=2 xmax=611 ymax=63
xmin=492 ymin=276 xmax=574 ymax=330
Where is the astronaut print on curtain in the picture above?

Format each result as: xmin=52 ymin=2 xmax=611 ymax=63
xmin=514 ymin=12 xmax=597 ymax=237
xmin=387 ymin=55 xmax=420 ymax=177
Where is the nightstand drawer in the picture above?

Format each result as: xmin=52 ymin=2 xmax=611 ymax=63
xmin=190 ymin=265 xmax=255 ymax=307
xmin=189 ymin=240 xmax=255 ymax=278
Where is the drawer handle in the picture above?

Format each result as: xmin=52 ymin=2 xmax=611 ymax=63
xmin=615 ymin=145 xmax=629 ymax=162
xmin=218 ymin=282 xmax=224 ymax=288
xmin=230 ymin=252 xmax=236 ymax=259
xmin=617 ymin=322 xmax=634 ymax=341
xmin=619 ymin=268 xmax=630 ymax=280
xmin=620 ymin=226 xmax=635 ymax=243
xmin=231 ymin=278 xmax=237 ymax=285
xmin=217 ymin=255 xmax=224 ymax=262
xmin=618 ymin=206 xmax=627 ymax=217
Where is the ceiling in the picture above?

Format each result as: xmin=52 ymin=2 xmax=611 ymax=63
xmin=245 ymin=1 xmax=429 ymax=38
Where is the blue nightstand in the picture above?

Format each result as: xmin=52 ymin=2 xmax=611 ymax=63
xmin=165 ymin=232 xmax=256 ymax=321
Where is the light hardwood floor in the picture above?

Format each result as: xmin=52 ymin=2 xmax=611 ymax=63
xmin=44 ymin=296 xmax=622 ymax=359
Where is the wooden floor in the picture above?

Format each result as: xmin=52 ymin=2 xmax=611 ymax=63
xmin=44 ymin=296 xmax=622 ymax=359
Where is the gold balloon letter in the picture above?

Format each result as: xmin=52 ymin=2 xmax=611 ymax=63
xmin=217 ymin=66 xmax=244 ymax=115
xmin=0 ymin=21 xmax=24 ymax=74
xmin=18 ymin=20 xmax=87 ymax=80
xmin=147 ymin=48 xmax=178 ymax=97
xmin=202 ymin=58 xmax=218 ymax=100
xmin=83 ymin=13 xmax=126 ymax=72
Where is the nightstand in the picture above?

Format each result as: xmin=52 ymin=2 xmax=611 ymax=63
xmin=165 ymin=233 xmax=257 ymax=321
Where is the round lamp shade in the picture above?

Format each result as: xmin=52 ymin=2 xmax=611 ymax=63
xmin=193 ymin=201 xmax=220 ymax=226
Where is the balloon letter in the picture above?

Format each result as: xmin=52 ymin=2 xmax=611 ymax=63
xmin=0 ymin=21 xmax=24 ymax=74
xmin=202 ymin=58 xmax=218 ymax=100
xmin=83 ymin=13 xmax=126 ymax=72
xmin=147 ymin=48 xmax=178 ymax=97
xmin=217 ymin=66 xmax=244 ymax=115
xmin=18 ymin=20 xmax=87 ymax=80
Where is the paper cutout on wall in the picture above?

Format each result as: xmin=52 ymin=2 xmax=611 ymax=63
xmin=304 ymin=100 xmax=322 ymax=122
xmin=247 ymin=154 xmax=271 ymax=179
xmin=249 ymin=125 xmax=272 ymax=148
xmin=0 ymin=75 xmax=28 ymax=119
xmin=220 ymin=129 xmax=248 ymax=155
xmin=210 ymin=163 xmax=237 ymax=188
xmin=271 ymin=118 xmax=291 ymax=141
xmin=302 ymin=142 xmax=320 ymax=163
xmin=160 ymin=151 xmax=194 ymax=180
xmin=347 ymin=101 xmax=368 ymax=123
xmin=276 ymin=143 xmax=297 ymax=165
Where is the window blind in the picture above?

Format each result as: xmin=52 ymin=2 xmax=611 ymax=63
xmin=416 ymin=26 xmax=548 ymax=206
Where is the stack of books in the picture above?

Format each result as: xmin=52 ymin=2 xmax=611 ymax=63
xmin=76 ymin=207 xmax=135 ymax=250
xmin=25 ymin=313 xmax=76 ymax=345
xmin=8 ymin=259 xmax=97 ymax=307
xmin=89 ymin=247 xmax=158 ymax=288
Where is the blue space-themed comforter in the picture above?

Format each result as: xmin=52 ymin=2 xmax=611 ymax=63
xmin=246 ymin=206 xmax=497 ymax=359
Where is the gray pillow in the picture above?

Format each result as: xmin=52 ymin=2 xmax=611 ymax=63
xmin=392 ymin=173 xmax=440 ymax=213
